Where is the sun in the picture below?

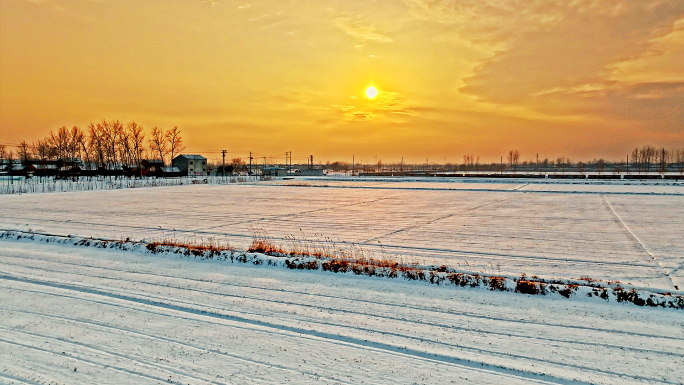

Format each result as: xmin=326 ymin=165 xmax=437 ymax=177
xmin=365 ymin=86 xmax=378 ymax=98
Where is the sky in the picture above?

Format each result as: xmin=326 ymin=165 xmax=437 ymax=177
xmin=1 ymin=0 xmax=683 ymax=164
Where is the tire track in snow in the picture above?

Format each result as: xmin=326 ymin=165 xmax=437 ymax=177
xmin=0 ymin=327 xmax=220 ymax=385
xmin=0 ymin=372 xmax=42 ymax=385
xmin=1 ymin=249 xmax=678 ymax=342
xmin=0 ymin=307 xmax=358 ymax=384
xmin=0 ymin=273 xmax=612 ymax=385
xmin=602 ymin=195 xmax=676 ymax=290
xmin=198 ymin=193 xmax=404 ymax=231
xmin=3 ymin=258 xmax=678 ymax=358
xmin=363 ymin=193 xmax=522 ymax=243
xmin=0 ymin=326 xmax=347 ymax=385
xmin=0 ymin=270 xmax=624 ymax=378
xmin=3 ymin=266 xmax=680 ymax=384
xmin=0 ymin=337 xmax=173 ymax=384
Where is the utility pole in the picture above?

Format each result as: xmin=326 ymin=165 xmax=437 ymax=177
xmin=626 ymin=154 xmax=629 ymax=174
xmin=221 ymin=149 xmax=227 ymax=176
xmin=284 ymin=151 xmax=293 ymax=175
xmin=352 ymin=155 xmax=355 ymax=176
xmin=401 ymin=157 xmax=403 ymax=173
xmin=309 ymin=155 xmax=313 ymax=169
xmin=249 ymin=152 xmax=253 ymax=176
xmin=500 ymin=156 xmax=503 ymax=173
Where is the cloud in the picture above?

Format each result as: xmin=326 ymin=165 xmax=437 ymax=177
xmin=442 ymin=0 xmax=684 ymax=109
xmin=270 ymin=88 xmax=326 ymax=112
xmin=607 ymin=17 xmax=684 ymax=84
xmin=332 ymin=91 xmax=421 ymax=122
xmin=334 ymin=17 xmax=392 ymax=43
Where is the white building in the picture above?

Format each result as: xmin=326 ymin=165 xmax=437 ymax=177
xmin=172 ymin=155 xmax=207 ymax=176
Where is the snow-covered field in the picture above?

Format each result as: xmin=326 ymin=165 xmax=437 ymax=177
xmin=1 ymin=178 xmax=683 ymax=384
xmin=1 ymin=238 xmax=682 ymax=384
xmin=1 ymin=178 xmax=682 ymax=290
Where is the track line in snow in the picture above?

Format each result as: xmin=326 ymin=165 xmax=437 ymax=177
xmin=199 ymin=193 xmax=404 ymax=231
xmin=0 ymin=307 xmax=360 ymax=384
xmin=0 ymin=272 xmax=605 ymax=380
xmin=2 ymin=256 xmax=681 ymax=357
xmin=363 ymin=193 xmax=522 ymax=243
xmin=0 ymin=326 xmax=350 ymax=385
xmin=261 ymin=183 xmax=684 ymax=196
xmin=0 ymin=372 xmax=42 ymax=385
xmin=0 ymin=273 xmax=606 ymax=385
xmin=0 ymin=337 xmax=174 ymax=384
xmin=0 ymin=327 xmax=221 ymax=385
xmin=1 ymin=248 xmax=678 ymax=342
xmin=602 ymin=195 xmax=676 ymax=290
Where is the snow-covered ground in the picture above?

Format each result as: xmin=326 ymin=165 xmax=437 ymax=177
xmin=1 ymin=238 xmax=682 ymax=385
xmin=1 ymin=179 xmax=682 ymax=290
xmin=1 ymin=179 xmax=683 ymax=384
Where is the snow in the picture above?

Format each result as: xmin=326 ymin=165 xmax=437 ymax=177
xmin=1 ymin=179 xmax=682 ymax=290
xmin=1 ymin=238 xmax=682 ymax=385
xmin=1 ymin=178 xmax=683 ymax=384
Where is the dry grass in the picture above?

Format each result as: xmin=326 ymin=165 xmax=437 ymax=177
xmin=3 ymin=229 xmax=683 ymax=309
xmin=146 ymin=237 xmax=232 ymax=257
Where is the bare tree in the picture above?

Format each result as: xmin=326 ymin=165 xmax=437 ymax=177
xmin=596 ymin=159 xmax=605 ymax=175
xmin=6 ymin=150 xmax=15 ymax=177
xmin=231 ymin=157 xmax=245 ymax=173
xmin=166 ymin=126 xmax=186 ymax=163
xmin=631 ymin=148 xmax=640 ymax=171
xmin=68 ymin=126 xmax=84 ymax=161
xmin=32 ymin=139 xmax=52 ymax=161
xmin=76 ymin=130 xmax=91 ymax=164
xmin=149 ymin=127 xmax=168 ymax=164
xmin=508 ymin=150 xmax=520 ymax=170
xmin=0 ymin=144 xmax=6 ymax=173
xmin=17 ymin=141 xmax=31 ymax=163
xmin=47 ymin=126 xmax=70 ymax=160
xmin=639 ymin=145 xmax=656 ymax=172
xmin=126 ymin=122 xmax=146 ymax=174
xmin=675 ymin=149 xmax=684 ymax=174
xmin=101 ymin=120 xmax=124 ymax=165
xmin=88 ymin=123 xmax=106 ymax=166
xmin=577 ymin=162 xmax=585 ymax=175
xmin=117 ymin=127 xmax=133 ymax=167
xmin=658 ymin=148 xmax=668 ymax=174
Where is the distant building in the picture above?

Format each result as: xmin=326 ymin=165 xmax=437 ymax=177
xmin=263 ymin=166 xmax=287 ymax=177
xmin=291 ymin=167 xmax=324 ymax=176
xmin=172 ymin=155 xmax=207 ymax=176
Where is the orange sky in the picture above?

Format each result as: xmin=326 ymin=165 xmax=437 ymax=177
xmin=1 ymin=0 xmax=683 ymax=164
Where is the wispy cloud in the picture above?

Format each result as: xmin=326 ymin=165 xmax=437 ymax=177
xmin=332 ymin=90 xmax=420 ymax=122
xmin=331 ymin=105 xmax=377 ymax=122
xmin=334 ymin=16 xmax=392 ymax=43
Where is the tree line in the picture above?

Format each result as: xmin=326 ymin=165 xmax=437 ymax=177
xmin=2 ymin=120 xmax=186 ymax=168
xmin=322 ymin=146 xmax=684 ymax=174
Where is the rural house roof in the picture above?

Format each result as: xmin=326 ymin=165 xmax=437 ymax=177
xmin=174 ymin=154 xmax=206 ymax=160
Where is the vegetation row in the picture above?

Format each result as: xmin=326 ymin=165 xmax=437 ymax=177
xmin=2 ymin=230 xmax=681 ymax=310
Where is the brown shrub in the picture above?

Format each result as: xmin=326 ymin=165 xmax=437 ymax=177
xmin=488 ymin=276 xmax=507 ymax=291
xmin=516 ymin=279 xmax=544 ymax=295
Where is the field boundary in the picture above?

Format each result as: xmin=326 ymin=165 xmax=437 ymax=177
xmin=2 ymin=230 xmax=682 ymax=310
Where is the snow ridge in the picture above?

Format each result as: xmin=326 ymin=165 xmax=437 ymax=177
xmin=2 ymin=230 xmax=682 ymax=310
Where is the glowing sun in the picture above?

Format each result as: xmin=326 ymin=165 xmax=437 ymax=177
xmin=365 ymin=86 xmax=378 ymax=98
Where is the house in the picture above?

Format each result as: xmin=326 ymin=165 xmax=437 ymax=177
xmin=263 ymin=166 xmax=287 ymax=177
xmin=172 ymin=154 xmax=207 ymax=176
